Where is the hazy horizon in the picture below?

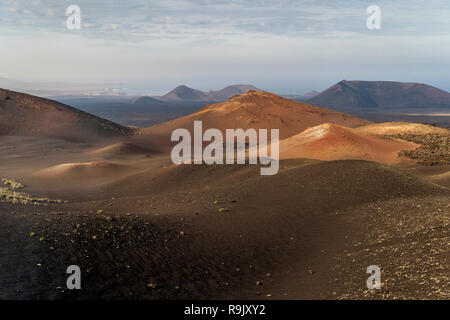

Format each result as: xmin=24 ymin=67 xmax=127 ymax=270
xmin=1 ymin=0 xmax=449 ymax=95
xmin=2 ymin=77 xmax=450 ymax=98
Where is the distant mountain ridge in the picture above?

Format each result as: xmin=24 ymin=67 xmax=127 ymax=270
xmin=206 ymin=85 xmax=261 ymax=101
xmin=307 ymin=80 xmax=450 ymax=110
xmin=158 ymin=85 xmax=209 ymax=102
xmin=284 ymin=90 xmax=320 ymax=102
xmin=300 ymin=90 xmax=320 ymax=100
xmin=132 ymin=96 xmax=163 ymax=105
xmin=157 ymin=84 xmax=261 ymax=102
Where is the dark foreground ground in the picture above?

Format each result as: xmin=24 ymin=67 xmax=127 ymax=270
xmin=0 ymin=150 xmax=448 ymax=299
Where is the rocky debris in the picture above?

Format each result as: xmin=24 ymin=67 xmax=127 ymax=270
xmin=0 ymin=177 xmax=64 ymax=205
xmin=389 ymin=134 xmax=450 ymax=165
xmin=330 ymin=195 xmax=449 ymax=300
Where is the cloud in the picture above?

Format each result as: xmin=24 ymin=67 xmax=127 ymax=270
xmin=0 ymin=0 xmax=448 ymax=93
xmin=1 ymin=0 xmax=448 ymax=41
xmin=100 ymin=23 xmax=120 ymax=30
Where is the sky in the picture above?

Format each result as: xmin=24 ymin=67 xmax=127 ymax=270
xmin=0 ymin=0 xmax=449 ymax=95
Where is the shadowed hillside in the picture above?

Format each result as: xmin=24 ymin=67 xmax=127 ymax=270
xmin=0 ymin=89 xmax=132 ymax=141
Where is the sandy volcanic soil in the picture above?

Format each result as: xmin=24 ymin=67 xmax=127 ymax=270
xmin=0 ymin=134 xmax=448 ymax=300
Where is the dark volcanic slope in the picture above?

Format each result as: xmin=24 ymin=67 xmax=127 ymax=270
xmin=0 ymin=89 xmax=131 ymax=141
xmin=307 ymin=80 xmax=450 ymax=110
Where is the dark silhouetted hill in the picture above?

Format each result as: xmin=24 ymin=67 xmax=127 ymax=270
xmin=307 ymin=80 xmax=450 ymax=110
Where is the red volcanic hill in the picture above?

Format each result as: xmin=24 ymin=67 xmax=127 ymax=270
xmin=0 ymin=88 xmax=131 ymax=141
xmin=144 ymin=90 xmax=370 ymax=139
xmin=279 ymin=123 xmax=419 ymax=164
